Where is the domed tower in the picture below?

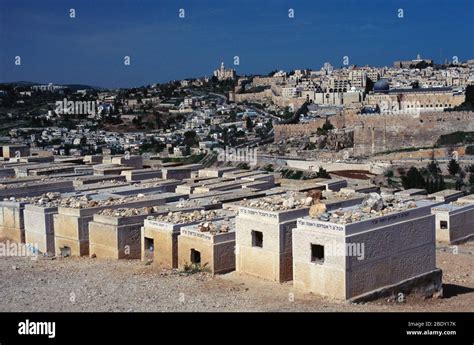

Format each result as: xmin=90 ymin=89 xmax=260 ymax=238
xmin=373 ymin=79 xmax=390 ymax=93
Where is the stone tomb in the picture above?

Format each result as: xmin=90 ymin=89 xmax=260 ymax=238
xmin=178 ymin=218 xmax=236 ymax=274
xmin=456 ymin=194 xmax=474 ymax=205
xmin=141 ymin=210 xmax=234 ymax=268
xmin=0 ymin=201 xmax=28 ymax=243
xmin=121 ymin=169 xmax=163 ymax=182
xmin=192 ymin=180 xmax=245 ymax=194
xmin=241 ymin=174 xmax=275 ymax=190
xmin=426 ymin=189 xmax=464 ymax=204
xmin=320 ymin=191 xmax=366 ymax=211
xmin=54 ymin=195 xmax=181 ymax=257
xmin=339 ymin=185 xmax=379 ymax=194
xmin=395 ymin=188 xmax=427 ymax=198
xmin=198 ymin=167 xmax=239 ymax=178
xmin=73 ymin=181 xmax=130 ymax=193
xmin=89 ymin=204 xmax=210 ymax=260
xmin=293 ymin=200 xmax=443 ymax=300
xmin=97 ymin=180 xmax=181 ymax=196
xmin=235 ymin=203 xmax=310 ymax=283
xmin=24 ymin=204 xmax=58 ymax=254
xmin=71 ymin=175 xmax=127 ymax=186
xmin=6 ymin=191 xmax=105 ymax=248
xmin=175 ymin=177 xmax=231 ymax=194
xmin=431 ymin=203 xmax=474 ymax=244
xmin=162 ymin=164 xmax=202 ymax=180
xmin=0 ymin=180 xmax=74 ymax=199
xmin=222 ymin=170 xmax=266 ymax=179
xmin=89 ymin=213 xmax=155 ymax=260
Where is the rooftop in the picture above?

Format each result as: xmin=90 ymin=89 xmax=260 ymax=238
xmin=428 ymin=189 xmax=463 ymax=197
xmin=431 ymin=202 xmax=474 ymax=213
xmin=58 ymin=193 xmax=152 ymax=209
xmin=183 ymin=217 xmax=236 ymax=236
xmin=149 ymin=209 xmax=234 ymax=224
xmin=237 ymin=191 xmax=313 ymax=211
xmin=5 ymin=192 xmax=62 ymax=206
xmin=456 ymin=194 xmax=474 ymax=204
xmin=308 ymin=193 xmax=432 ymax=225
xmin=97 ymin=206 xmax=157 ymax=217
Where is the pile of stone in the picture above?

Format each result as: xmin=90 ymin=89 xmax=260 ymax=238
xmin=312 ymin=192 xmax=418 ymax=224
xmin=78 ymin=179 xmax=123 ymax=185
xmin=98 ymin=206 xmax=157 ymax=217
xmin=197 ymin=219 xmax=232 ymax=235
xmin=175 ymin=197 xmax=220 ymax=208
xmin=3 ymin=192 xmax=62 ymax=207
xmin=58 ymin=193 xmax=147 ymax=209
xmin=0 ymin=183 xmax=27 ymax=190
xmin=58 ymin=195 xmax=104 ymax=209
xmin=139 ymin=178 xmax=162 ymax=183
xmin=238 ymin=192 xmax=313 ymax=211
xmin=0 ymin=178 xmax=63 ymax=189
xmin=321 ymin=189 xmax=355 ymax=200
xmin=151 ymin=210 xmax=219 ymax=224
xmin=133 ymin=181 xmax=166 ymax=188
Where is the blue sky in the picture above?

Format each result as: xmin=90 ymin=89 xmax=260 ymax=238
xmin=0 ymin=0 xmax=473 ymax=88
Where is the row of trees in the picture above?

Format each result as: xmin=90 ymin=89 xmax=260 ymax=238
xmin=398 ymin=159 xmax=474 ymax=193
xmin=400 ymin=165 xmax=446 ymax=193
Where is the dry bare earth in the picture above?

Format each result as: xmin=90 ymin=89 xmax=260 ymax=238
xmin=0 ymin=241 xmax=473 ymax=312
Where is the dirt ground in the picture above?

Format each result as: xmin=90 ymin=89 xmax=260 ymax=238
xmin=0 ymin=241 xmax=473 ymax=312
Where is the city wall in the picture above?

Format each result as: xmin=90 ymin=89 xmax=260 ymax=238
xmin=274 ymin=111 xmax=474 ymax=156
xmin=233 ymin=89 xmax=306 ymax=109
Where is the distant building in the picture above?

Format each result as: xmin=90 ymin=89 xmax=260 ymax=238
xmin=281 ymin=87 xmax=302 ymax=99
xmin=321 ymin=62 xmax=334 ymax=75
xmin=367 ymin=85 xmax=464 ymax=113
xmin=394 ymin=54 xmax=433 ymax=69
xmin=214 ymin=62 xmax=236 ymax=81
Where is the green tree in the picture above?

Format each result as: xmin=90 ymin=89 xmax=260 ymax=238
xmin=413 ymin=60 xmax=430 ymax=69
xmin=365 ymin=77 xmax=375 ymax=93
xmin=237 ymin=162 xmax=250 ymax=170
xmin=263 ymin=164 xmax=274 ymax=172
xmin=316 ymin=166 xmax=330 ymax=178
xmin=322 ymin=121 xmax=334 ymax=132
xmin=437 ymin=175 xmax=446 ymax=192
xmin=384 ymin=169 xmax=398 ymax=187
xmin=245 ymin=116 xmax=253 ymax=131
xmin=427 ymin=159 xmax=441 ymax=176
xmin=401 ymin=167 xmax=426 ymax=189
xmin=424 ymin=160 xmax=445 ymax=193
xmin=468 ymin=173 xmax=474 ymax=193
xmin=448 ymin=159 xmax=460 ymax=176
xmin=132 ymin=116 xmax=142 ymax=126
xmin=183 ymin=130 xmax=199 ymax=147
xmin=465 ymin=164 xmax=474 ymax=174
xmin=455 ymin=177 xmax=465 ymax=191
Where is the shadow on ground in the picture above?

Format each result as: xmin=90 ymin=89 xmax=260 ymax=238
xmin=442 ymin=284 xmax=474 ymax=298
